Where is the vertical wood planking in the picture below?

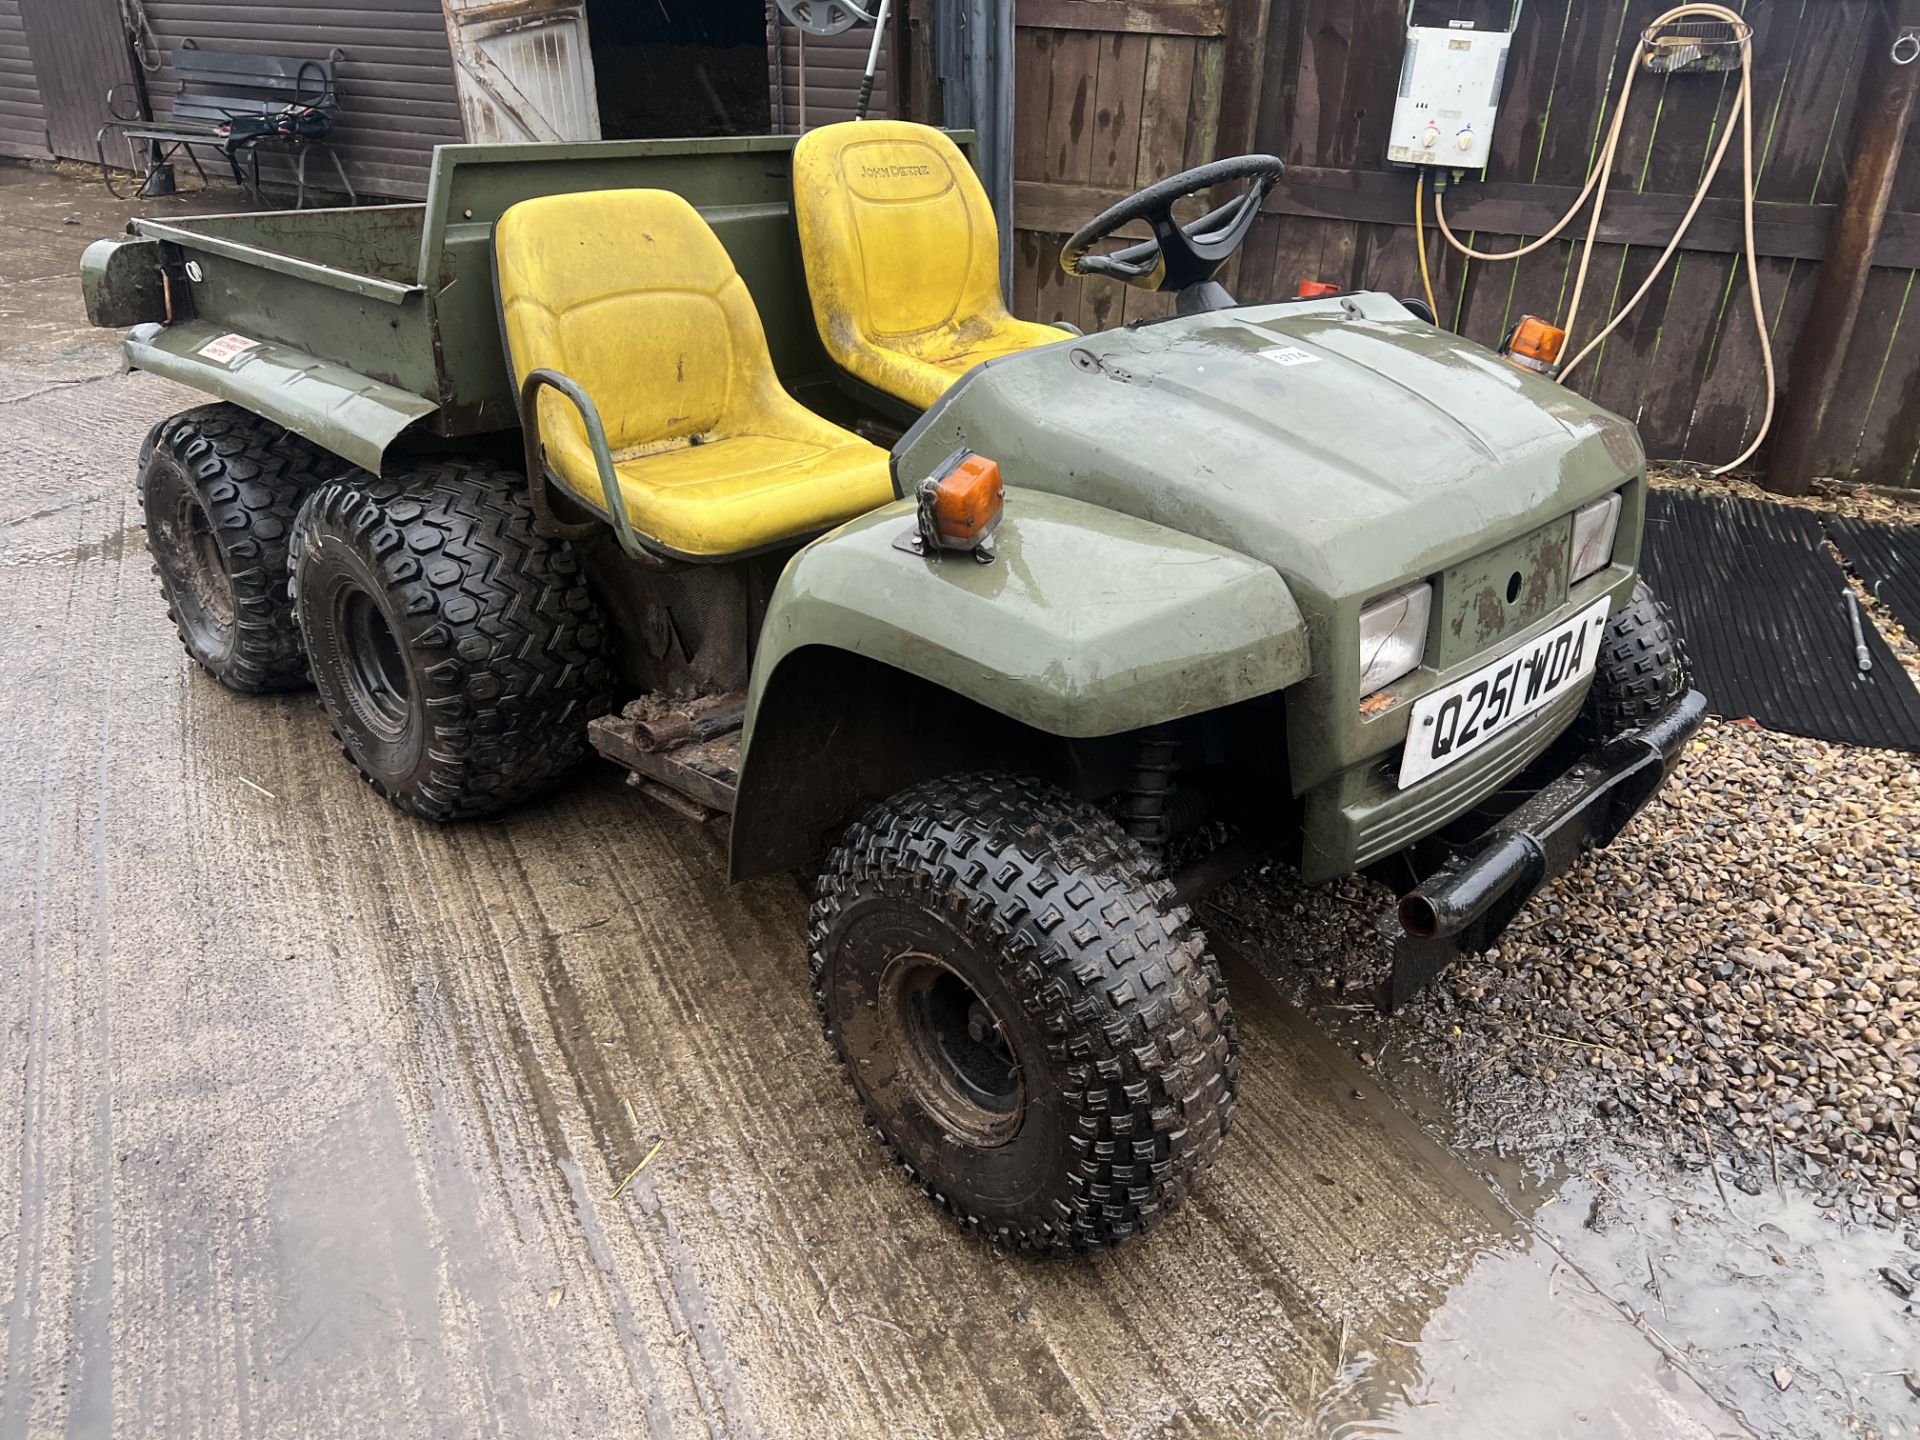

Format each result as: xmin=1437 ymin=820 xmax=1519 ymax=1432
xmin=1011 ymin=6 xmax=1238 ymax=331
xmin=1851 ymin=23 xmax=1920 ymax=486
xmin=1091 ymin=32 xmax=1151 ymax=189
xmin=1450 ymin=0 xmax=1573 ymax=352
xmin=1045 ymin=30 xmax=1101 ymax=187
xmin=1013 ymin=29 xmax=1056 ymax=187
xmin=1683 ymin=0 xmax=1867 ymax=464
xmin=1802 ymin=3 xmax=1920 ymax=480
xmin=1004 ymin=0 xmax=1920 ymax=484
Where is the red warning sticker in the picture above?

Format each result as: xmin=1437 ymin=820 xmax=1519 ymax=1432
xmin=197 ymin=333 xmax=259 ymax=364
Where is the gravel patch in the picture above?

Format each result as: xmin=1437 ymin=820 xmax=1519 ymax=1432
xmin=1209 ymin=717 xmax=1920 ymax=1219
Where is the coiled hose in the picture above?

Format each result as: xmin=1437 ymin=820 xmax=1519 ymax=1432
xmin=1429 ymin=3 xmax=1773 ymax=475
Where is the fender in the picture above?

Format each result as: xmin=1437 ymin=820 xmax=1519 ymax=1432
xmin=85 ymin=236 xmax=437 ymax=475
xmin=120 ymin=321 xmax=438 ymax=475
xmin=730 ymin=488 xmax=1311 ymax=877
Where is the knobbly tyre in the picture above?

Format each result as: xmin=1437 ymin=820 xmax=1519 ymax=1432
xmin=82 ymin=124 xmax=1703 ymax=1255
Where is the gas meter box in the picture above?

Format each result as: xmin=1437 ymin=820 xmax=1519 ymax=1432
xmin=1389 ymin=24 xmax=1511 ymax=171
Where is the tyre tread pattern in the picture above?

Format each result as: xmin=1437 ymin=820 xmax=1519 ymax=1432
xmin=290 ymin=459 xmax=611 ymax=821
xmin=1588 ymin=578 xmax=1692 ymax=734
xmin=809 ymin=773 xmax=1239 ymax=1255
xmin=138 ymin=403 xmax=349 ymax=692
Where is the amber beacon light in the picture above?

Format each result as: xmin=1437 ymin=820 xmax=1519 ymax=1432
xmin=1502 ymin=315 xmax=1567 ymax=376
xmin=914 ymin=450 xmax=1005 ymax=556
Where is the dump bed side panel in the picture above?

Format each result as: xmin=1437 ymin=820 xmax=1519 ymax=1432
xmin=91 ymin=134 xmax=979 ymax=465
xmin=419 ymin=136 xmax=846 ymax=434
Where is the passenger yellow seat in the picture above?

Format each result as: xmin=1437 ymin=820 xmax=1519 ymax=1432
xmin=792 ymin=120 xmax=1064 ymax=410
xmin=495 ymin=188 xmax=894 ymax=559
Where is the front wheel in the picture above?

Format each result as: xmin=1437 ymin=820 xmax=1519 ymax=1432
xmin=809 ymin=773 xmax=1238 ymax=1254
xmin=1584 ymin=578 xmax=1691 ymax=736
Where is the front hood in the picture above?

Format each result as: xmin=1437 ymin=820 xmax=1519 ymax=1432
xmin=894 ymin=293 xmax=1643 ymax=600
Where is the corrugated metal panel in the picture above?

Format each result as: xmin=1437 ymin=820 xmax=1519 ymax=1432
xmin=139 ymin=0 xmax=462 ymax=198
xmin=0 ymin=0 xmax=49 ymax=158
xmin=16 ymin=0 xmax=135 ymax=160
xmin=773 ymin=16 xmax=890 ymax=130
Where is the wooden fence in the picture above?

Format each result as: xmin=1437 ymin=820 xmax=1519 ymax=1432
xmin=1002 ymin=0 xmax=1920 ymax=488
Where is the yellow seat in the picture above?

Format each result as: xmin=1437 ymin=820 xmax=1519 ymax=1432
xmin=495 ymin=188 xmax=894 ymax=559
xmin=792 ymin=120 xmax=1064 ymax=410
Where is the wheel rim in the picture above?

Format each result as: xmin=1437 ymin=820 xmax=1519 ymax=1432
xmin=334 ymin=584 xmax=412 ymax=737
xmin=878 ymin=950 xmax=1024 ymax=1147
xmin=178 ymin=494 xmax=236 ymax=629
xmin=151 ymin=478 xmax=236 ymax=652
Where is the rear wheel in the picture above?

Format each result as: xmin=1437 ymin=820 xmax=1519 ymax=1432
xmin=809 ymin=773 xmax=1238 ymax=1253
xmin=137 ymin=404 xmax=346 ymax=692
xmin=290 ymin=460 xmax=612 ymax=820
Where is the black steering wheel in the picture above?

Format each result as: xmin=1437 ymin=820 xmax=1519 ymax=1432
xmin=1060 ymin=155 xmax=1285 ymax=312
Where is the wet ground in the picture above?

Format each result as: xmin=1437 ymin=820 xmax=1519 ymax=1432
xmin=1214 ymin=866 xmax=1920 ymax=1440
xmin=0 ymin=160 xmax=1888 ymax=1438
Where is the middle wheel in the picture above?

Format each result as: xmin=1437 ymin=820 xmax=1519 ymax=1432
xmin=290 ymin=460 xmax=612 ymax=820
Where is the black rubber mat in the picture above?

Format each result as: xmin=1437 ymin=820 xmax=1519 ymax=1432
xmin=1640 ymin=490 xmax=1920 ymax=751
xmin=1827 ymin=513 xmax=1920 ymax=643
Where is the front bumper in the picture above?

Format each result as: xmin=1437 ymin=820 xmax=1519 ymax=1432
xmin=1377 ymin=688 xmax=1708 ymax=1011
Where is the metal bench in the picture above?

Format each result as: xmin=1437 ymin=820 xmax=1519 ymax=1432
xmin=98 ymin=45 xmax=355 ymax=209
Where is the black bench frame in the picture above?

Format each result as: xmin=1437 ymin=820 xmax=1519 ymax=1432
xmin=98 ymin=44 xmax=356 ymax=209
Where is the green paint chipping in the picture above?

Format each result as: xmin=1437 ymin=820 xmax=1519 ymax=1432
xmin=1493 ymin=0 xmax=1573 ymax=345
xmin=1527 ymin=2 xmax=1578 ymax=185
xmin=1847 ymin=269 xmax=1916 ymax=478
xmin=1695 ymin=263 xmax=1746 ymax=399
xmin=1588 ymin=68 xmax=1674 ymax=393
xmin=1750 ymin=0 xmax=1806 ymax=189
xmin=1722 ymin=0 xmax=1811 ymax=358
xmin=1634 ymin=256 xmax=1693 ymax=425
xmin=1453 ymin=228 xmax=1474 ymax=333
xmin=1586 ymin=250 xmax=1635 ymax=392
xmin=1807 ymin=9 xmax=1874 ymax=203
xmin=1553 ymin=4 xmax=1636 ymax=324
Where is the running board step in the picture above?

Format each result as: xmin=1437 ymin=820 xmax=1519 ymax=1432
xmin=588 ymin=693 xmax=743 ymax=817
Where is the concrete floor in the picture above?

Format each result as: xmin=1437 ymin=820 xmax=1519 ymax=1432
xmin=0 ymin=164 xmax=1747 ymax=1439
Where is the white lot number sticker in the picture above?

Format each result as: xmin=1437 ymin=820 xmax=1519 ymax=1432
xmin=1263 ymin=346 xmax=1321 ymax=367
xmin=1397 ymin=596 xmax=1613 ymax=789
xmin=197 ymin=332 xmax=259 ymax=365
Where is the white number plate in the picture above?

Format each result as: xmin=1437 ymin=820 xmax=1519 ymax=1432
xmin=1397 ymin=597 xmax=1613 ymax=788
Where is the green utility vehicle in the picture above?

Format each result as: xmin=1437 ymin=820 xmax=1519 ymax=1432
xmin=83 ymin=125 xmax=1702 ymax=1254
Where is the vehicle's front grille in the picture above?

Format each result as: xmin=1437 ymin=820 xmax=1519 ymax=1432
xmin=1351 ymin=684 xmax=1585 ymax=866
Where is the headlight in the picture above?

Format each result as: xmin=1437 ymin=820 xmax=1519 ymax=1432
xmin=1570 ymin=493 xmax=1622 ymax=581
xmin=1358 ymin=582 xmax=1432 ymax=697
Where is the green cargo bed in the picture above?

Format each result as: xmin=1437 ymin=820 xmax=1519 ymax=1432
xmin=83 ymin=134 xmax=964 ymax=471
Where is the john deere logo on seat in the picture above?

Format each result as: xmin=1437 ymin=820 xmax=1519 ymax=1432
xmin=860 ymin=162 xmax=932 ymax=180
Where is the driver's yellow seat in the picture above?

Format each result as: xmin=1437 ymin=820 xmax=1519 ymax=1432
xmin=791 ymin=120 xmax=1064 ymax=410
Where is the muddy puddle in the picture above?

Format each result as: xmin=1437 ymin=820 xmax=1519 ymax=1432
xmin=1210 ymin=883 xmax=1920 ymax=1440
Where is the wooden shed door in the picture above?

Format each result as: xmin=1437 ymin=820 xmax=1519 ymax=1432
xmin=442 ymin=0 xmax=600 ymax=143
xmin=15 ymin=0 xmax=135 ymax=161
xmin=1009 ymin=0 xmax=1266 ymax=331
